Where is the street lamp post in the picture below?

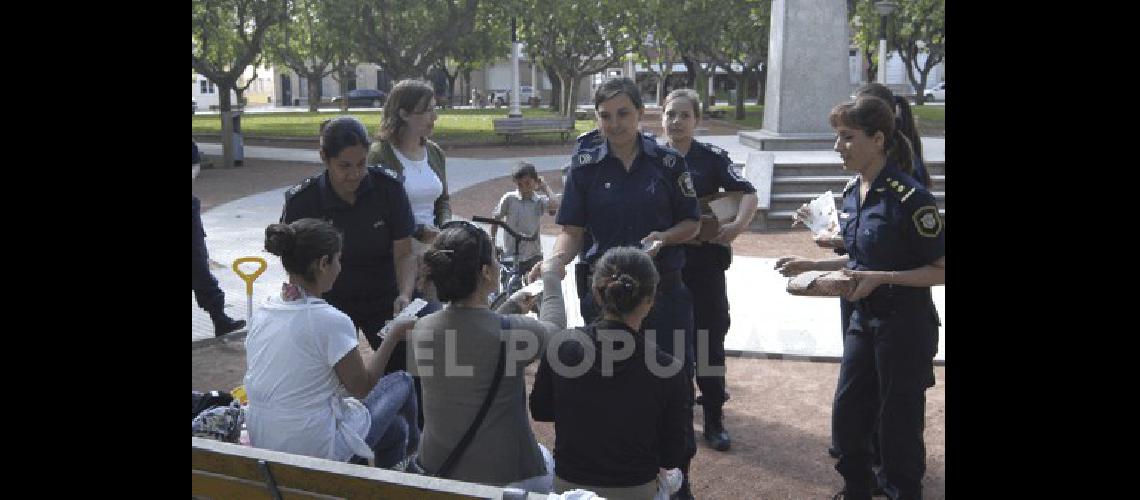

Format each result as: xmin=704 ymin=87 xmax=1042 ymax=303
xmin=875 ymin=1 xmax=898 ymax=85
xmin=509 ymin=16 xmax=522 ymax=117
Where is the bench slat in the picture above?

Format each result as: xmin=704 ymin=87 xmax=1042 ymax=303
xmin=193 ymin=438 xmax=520 ymax=500
xmin=193 ymin=470 xmax=338 ymax=500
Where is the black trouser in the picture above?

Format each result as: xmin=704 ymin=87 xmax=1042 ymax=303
xmin=833 ymin=305 xmax=938 ymax=500
xmin=681 ymin=244 xmax=732 ymax=413
xmin=191 ymin=196 xmax=225 ymax=317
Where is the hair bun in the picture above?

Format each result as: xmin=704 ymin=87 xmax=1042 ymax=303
xmin=264 ymin=223 xmax=296 ymax=256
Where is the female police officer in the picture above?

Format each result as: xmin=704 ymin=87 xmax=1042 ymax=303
xmin=529 ymin=77 xmax=700 ymax=500
xmin=663 ymin=89 xmax=758 ymax=453
xmin=776 ymin=96 xmax=944 ymax=500
xmin=279 ymin=116 xmax=418 ymax=356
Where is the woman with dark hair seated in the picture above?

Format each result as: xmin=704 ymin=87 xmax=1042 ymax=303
xmin=530 ymin=246 xmax=694 ymax=500
xmin=243 ymin=218 xmax=420 ymax=469
xmin=409 ymin=220 xmax=566 ymax=492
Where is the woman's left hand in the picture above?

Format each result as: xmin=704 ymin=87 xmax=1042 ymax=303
xmin=842 ymin=270 xmax=885 ymax=301
xmin=711 ymin=222 xmax=743 ymax=246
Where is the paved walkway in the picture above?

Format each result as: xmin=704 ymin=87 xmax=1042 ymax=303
xmin=194 ymin=136 xmax=945 ymax=362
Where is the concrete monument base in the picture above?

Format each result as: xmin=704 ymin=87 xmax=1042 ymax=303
xmin=738 ymin=130 xmax=836 ymax=151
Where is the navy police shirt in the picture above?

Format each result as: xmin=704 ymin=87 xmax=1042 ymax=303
xmin=280 ymin=166 xmax=415 ymax=307
xmin=682 ymin=140 xmax=755 ymax=198
xmin=840 ymin=164 xmax=944 ymax=314
xmin=557 ymin=130 xmax=700 ymax=274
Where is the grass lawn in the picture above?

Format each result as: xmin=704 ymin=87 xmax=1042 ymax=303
xmin=708 ymin=103 xmax=945 ymax=136
xmin=710 ymin=104 xmax=764 ymax=129
xmin=192 ymin=108 xmax=595 ymax=146
xmin=910 ymin=105 xmax=945 ymax=136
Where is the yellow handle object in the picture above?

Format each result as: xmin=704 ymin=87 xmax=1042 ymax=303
xmin=231 ymin=385 xmax=248 ymax=405
xmin=232 ymin=257 xmax=268 ymax=297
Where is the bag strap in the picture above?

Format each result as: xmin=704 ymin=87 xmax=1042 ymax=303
xmin=434 ymin=314 xmax=510 ymax=477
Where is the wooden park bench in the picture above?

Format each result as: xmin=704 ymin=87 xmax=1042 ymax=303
xmin=492 ymin=117 xmax=576 ymax=144
xmin=192 ymin=437 xmax=547 ymax=500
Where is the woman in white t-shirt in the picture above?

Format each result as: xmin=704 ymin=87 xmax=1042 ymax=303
xmin=244 ymin=218 xmax=421 ymax=469
xmin=368 ymin=79 xmax=450 ymax=249
xmin=366 ymin=79 xmax=451 ymax=392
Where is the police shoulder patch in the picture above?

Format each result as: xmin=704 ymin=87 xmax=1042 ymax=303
xmin=678 ymin=170 xmax=697 ymax=198
xmin=572 ymin=149 xmax=599 ymax=168
xmin=912 ymin=205 xmax=943 ymax=238
xmin=662 ymin=153 xmax=678 ymax=170
xmin=284 ymin=175 xmax=319 ymax=200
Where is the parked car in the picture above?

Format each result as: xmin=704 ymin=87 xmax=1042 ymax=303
xmin=923 ymin=82 xmax=946 ymax=102
xmin=519 ymin=85 xmax=540 ymax=105
xmin=487 ymin=89 xmax=510 ymax=107
xmin=331 ymin=89 xmax=388 ymax=107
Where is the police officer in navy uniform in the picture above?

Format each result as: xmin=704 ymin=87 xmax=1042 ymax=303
xmin=661 ymin=89 xmax=758 ymax=453
xmin=776 ymin=96 xmax=944 ymax=500
xmin=531 ymin=77 xmax=701 ymax=500
xmin=279 ymin=117 xmax=419 ymax=372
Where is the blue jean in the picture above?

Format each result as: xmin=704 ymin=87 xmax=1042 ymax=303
xmin=358 ymin=371 xmax=421 ymax=468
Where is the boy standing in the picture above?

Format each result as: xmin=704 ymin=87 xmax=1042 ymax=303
xmin=491 ymin=162 xmax=559 ymax=278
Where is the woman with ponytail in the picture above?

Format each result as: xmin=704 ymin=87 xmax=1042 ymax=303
xmin=243 ymin=218 xmax=420 ymax=470
xmin=530 ymin=246 xmax=694 ymax=500
xmin=775 ymin=96 xmax=945 ymax=499
xmin=410 ymin=220 xmax=565 ymax=492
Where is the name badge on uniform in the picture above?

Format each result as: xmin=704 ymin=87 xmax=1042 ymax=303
xmin=373 ymin=220 xmax=386 ymax=229
xmin=604 ymin=182 xmax=611 ymax=189
xmin=839 ymin=212 xmax=850 ymax=220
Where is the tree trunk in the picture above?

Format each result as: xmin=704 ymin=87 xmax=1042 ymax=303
xmin=757 ymin=67 xmax=766 ymax=106
xmin=308 ymin=77 xmax=322 ymax=112
xmin=218 ymin=87 xmax=235 ymax=168
xmin=735 ymin=73 xmax=746 ymax=120
xmin=656 ymin=75 xmax=664 ymax=107
xmin=462 ymin=69 xmax=471 ymax=105
xmin=864 ymin=51 xmax=876 ymax=83
xmin=446 ymin=74 xmax=458 ymax=107
xmin=562 ymin=74 xmax=575 ymax=118
xmin=546 ymin=66 xmax=562 ymax=113
xmin=682 ymin=57 xmax=706 ymax=114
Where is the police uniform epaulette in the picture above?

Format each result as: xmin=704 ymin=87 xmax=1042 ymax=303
xmin=284 ymin=174 xmax=320 ymax=200
xmin=699 ymin=141 xmax=730 ymax=159
xmin=576 ymin=129 xmax=602 ymax=145
xmin=842 ymin=176 xmax=859 ymax=195
xmin=881 ymin=173 xmax=924 ymax=205
xmin=368 ymin=164 xmax=401 ymax=183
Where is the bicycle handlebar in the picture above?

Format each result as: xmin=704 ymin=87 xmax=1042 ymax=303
xmin=471 ymin=216 xmax=538 ymax=242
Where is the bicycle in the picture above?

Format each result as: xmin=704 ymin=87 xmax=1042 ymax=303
xmin=471 ymin=215 xmax=539 ymax=310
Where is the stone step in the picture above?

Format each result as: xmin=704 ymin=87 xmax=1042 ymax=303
xmin=772 ymin=175 xmax=945 ymax=194
xmin=767 ymin=191 xmax=945 ymax=212
xmin=771 ymin=161 xmax=945 ymax=177
xmin=759 ymin=206 xmax=947 ymax=230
